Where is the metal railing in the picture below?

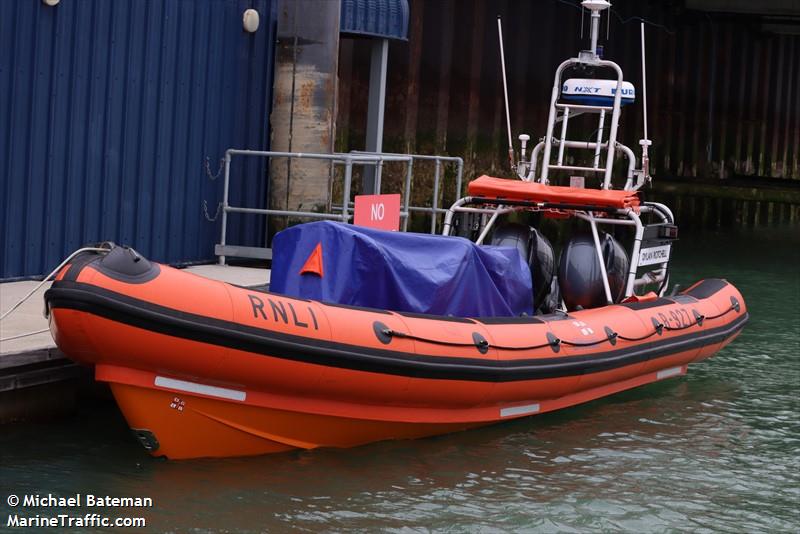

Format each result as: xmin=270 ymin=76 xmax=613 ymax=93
xmin=348 ymin=151 xmax=464 ymax=234
xmin=216 ymin=150 xmax=412 ymax=264
xmin=214 ymin=149 xmax=462 ymax=265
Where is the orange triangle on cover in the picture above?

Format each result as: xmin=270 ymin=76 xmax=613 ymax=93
xmin=299 ymin=242 xmax=324 ymax=277
xmin=621 ymin=291 xmax=658 ymax=303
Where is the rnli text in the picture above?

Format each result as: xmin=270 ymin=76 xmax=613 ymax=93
xmin=248 ymin=294 xmax=319 ymax=330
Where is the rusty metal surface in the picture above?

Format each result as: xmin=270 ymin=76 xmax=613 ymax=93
xmin=270 ymin=0 xmax=341 ymax=223
xmin=337 ymin=0 xmax=800 ymax=183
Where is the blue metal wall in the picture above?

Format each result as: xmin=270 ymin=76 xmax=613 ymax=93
xmin=0 ymin=0 xmax=276 ymax=280
xmin=340 ymin=0 xmax=408 ymax=40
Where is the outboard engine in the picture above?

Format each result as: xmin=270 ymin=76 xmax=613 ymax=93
xmin=490 ymin=224 xmax=557 ymax=313
xmin=558 ymin=232 xmax=630 ymax=311
xmin=452 ymin=212 xmax=482 ymax=241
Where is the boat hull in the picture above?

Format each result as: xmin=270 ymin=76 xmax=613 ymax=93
xmin=45 ymin=249 xmax=748 ymax=459
xmin=102 ymin=358 xmax=711 ymax=460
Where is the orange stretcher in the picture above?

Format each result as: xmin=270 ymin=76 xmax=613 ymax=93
xmin=467 ymin=175 xmax=641 ymax=209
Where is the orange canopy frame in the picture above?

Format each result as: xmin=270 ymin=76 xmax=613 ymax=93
xmin=467 ymin=175 xmax=640 ymax=210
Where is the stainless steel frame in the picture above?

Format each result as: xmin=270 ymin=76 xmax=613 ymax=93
xmin=216 ymin=150 xmax=412 ymax=264
xmin=349 ymin=151 xmax=464 ymax=234
xmin=540 ymin=58 xmax=624 ymax=189
xmin=442 ymin=198 xmax=675 ymax=301
xmin=215 ymin=149 xmax=463 ymax=265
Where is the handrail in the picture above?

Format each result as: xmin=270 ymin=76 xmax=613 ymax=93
xmin=349 ymin=151 xmax=464 ymax=233
xmin=216 ymin=150 xmax=413 ymax=265
xmin=540 ymin=58 xmax=625 ymax=189
xmin=215 ymin=149 xmax=460 ymax=265
xmin=527 ymin=140 xmax=637 ymax=188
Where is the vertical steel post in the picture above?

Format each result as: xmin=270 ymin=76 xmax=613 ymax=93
xmin=442 ymin=197 xmax=470 ymax=236
xmin=588 ymin=213 xmax=613 ymax=304
xmin=375 ymin=158 xmax=384 ymax=193
xmin=455 ymin=159 xmax=463 ymax=198
xmin=497 ymin=17 xmax=515 ymax=171
xmin=218 ymin=151 xmax=233 ymax=265
xmin=402 ymin=160 xmax=413 ymax=231
xmin=342 ymin=159 xmax=353 ymax=222
xmin=363 ymin=39 xmax=389 ymax=194
xmin=431 ymin=158 xmax=441 ymax=233
xmin=624 ymin=210 xmax=645 ymax=297
xmin=600 ymin=61 xmax=624 ymax=189
xmin=594 ymin=109 xmax=606 ymax=168
xmin=590 ymin=8 xmax=601 ymax=54
xmin=527 ymin=141 xmax=544 ymax=181
xmin=476 ymin=206 xmax=504 ymax=245
xmin=640 ymin=23 xmax=653 ymax=181
xmin=541 ymin=61 xmax=571 ymax=183
xmin=557 ymin=107 xmax=570 ymax=165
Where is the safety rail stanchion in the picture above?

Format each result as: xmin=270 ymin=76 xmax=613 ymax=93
xmin=342 ymin=159 xmax=353 ymax=223
xmin=214 ymin=150 xmax=415 ymax=264
xmin=349 ymin=151 xmax=464 ymax=234
xmin=218 ymin=152 xmax=232 ymax=265
xmin=455 ymin=159 xmax=463 ymax=199
xmin=402 ymin=159 xmax=413 ymax=232
xmin=431 ymin=159 xmax=441 ymax=234
xmin=375 ymin=158 xmax=384 ymax=193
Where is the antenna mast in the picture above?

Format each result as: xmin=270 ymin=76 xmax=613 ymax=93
xmin=639 ymin=22 xmax=652 ymax=182
xmin=497 ymin=16 xmax=514 ymax=171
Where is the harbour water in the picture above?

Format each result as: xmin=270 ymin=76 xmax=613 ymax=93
xmin=2 ymin=225 xmax=798 ymax=532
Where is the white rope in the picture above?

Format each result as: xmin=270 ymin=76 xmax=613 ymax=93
xmin=0 ymin=329 xmax=50 ymax=342
xmin=0 ymin=246 xmax=110 ymax=322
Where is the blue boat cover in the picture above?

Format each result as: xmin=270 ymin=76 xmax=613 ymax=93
xmin=270 ymin=221 xmax=533 ymax=317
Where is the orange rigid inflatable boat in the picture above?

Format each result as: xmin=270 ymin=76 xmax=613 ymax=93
xmin=45 ymin=244 xmax=747 ymax=459
xmin=44 ymin=3 xmax=751 ymax=459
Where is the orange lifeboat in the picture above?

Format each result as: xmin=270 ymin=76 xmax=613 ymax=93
xmin=42 ymin=0 xmax=750 ymax=461
xmin=45 ymin=244 xmax=747 ymax=459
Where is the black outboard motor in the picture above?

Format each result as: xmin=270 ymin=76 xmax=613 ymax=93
xmin=452 ymin=212 xmax=482 ymax=241
xmin=490 ymin=224 xmax=557 ymax=313
xmin=558 ymin=232 xmax=630 ymax=311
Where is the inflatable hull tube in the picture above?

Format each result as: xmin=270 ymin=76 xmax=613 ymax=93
xmin=45 ymin=248 xmax=748 ymax=459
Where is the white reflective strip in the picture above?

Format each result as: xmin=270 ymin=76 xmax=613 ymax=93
xmin=638 ymin=244 xmax=672 ymax=267
xmin=154 ymin=376 xmax=246 ymax=402
xmin=656 ymin=366 xmax=682 ymax=380
xmin=500 ymin=403 xmax=541 ymax=418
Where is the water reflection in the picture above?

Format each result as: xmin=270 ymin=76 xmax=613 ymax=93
xmin=2 ymin=226 xmax=798 ymax=532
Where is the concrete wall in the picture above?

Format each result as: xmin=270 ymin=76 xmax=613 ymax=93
xmin=269 ymin=0 xmax=341 ymax=230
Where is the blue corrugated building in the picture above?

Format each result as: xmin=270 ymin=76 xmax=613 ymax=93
xmin=0 ymin=0 xmax=277 ymax=280
xmin=0 ymin=0 xmax=412 ymax=280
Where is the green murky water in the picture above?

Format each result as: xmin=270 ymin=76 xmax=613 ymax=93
xmin=2 ymin=226 xmax=798 ymax=532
